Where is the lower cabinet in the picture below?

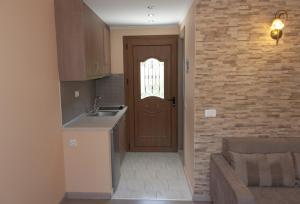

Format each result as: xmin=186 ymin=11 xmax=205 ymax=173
xmin=63 ymin=129 xmax=113 ymax=198
xmin=111 ymin=115 xmax=127 ymax=191
xmin=62 ymin=115 xmax=127 ymax=198
xmin=118 ymin=115 xmax=127 ymax=163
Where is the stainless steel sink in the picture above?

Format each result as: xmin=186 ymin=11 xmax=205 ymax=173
xmin=86 ymin=111 xmax=118 ymax=117
xmin=98 ymin=106 xmax=124 ymax=111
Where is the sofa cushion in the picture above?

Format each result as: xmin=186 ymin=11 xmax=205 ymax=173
xmin=294 ymin=153 xmax=300 ymax=179
xmin=230 ymin=152 xmax=295 ymax=187
xmin=249 ymin=187 xmax=300 ymax=204
xmin=222 ymin=137 xmax=300 ymax=164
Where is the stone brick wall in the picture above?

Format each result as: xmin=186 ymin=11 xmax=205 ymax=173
xmin=193 ymin=0 xmax=300 ymax=197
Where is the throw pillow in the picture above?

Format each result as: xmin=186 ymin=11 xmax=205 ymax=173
xmin=230 ymin=152 xmax=295 ymax=187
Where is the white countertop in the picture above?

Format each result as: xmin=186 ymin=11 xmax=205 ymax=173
xmin=63 ymin=106 xmax=127 ymax=131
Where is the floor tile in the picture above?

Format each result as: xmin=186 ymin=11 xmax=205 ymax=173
xmin=112 ymin=153 xmax=192 ymax=201
xmin=62 ymin=199 xmax=211 ymax=204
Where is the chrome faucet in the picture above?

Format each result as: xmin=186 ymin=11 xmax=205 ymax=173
xmin=93 ymin=96 xmax=102 ymax=112
xmin=86 ymin=96 xmax=102 ymax=113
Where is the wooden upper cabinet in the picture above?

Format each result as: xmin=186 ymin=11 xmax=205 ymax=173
xmin=103 ymin=25 xmax=111 ymax=76
xmin=55 ymin=0 xmax=111 ymax=81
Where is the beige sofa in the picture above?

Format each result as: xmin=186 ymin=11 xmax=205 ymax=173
xmin=210 ymin=137 xmax=300 ymax=204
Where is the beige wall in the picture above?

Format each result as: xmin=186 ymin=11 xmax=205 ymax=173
xmin=0 ymin=1 xmax=65 ymax=204
xmin=193 ymin=0 xmax=300 ymax=199
xmin=63 ymin=130 xmax=112 ymax=194
xmin=110 ymin=25 xmax=180 ymax=74
xmin=179 ymin=0 xmax=196 ymax=196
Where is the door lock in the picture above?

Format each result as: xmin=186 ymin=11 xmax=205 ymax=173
xmin=167 ymin=97 xmax=176 ymax=107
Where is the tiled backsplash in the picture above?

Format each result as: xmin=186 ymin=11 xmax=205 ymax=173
xmin=96 ymin=74 xmax=125 ymax=106
xmin=60 ymin=74 xmax=125 ymax=124
xmin=60 ymin=80 xmax=96 ymax=124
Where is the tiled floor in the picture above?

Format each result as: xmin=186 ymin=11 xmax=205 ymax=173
xmin=62 ymin=199 xmax=211 ymax=204
xmin=112 ymin=153 xmax=192 ymax=201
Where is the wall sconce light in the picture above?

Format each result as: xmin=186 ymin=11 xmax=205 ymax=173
xmin=270 ymin=10 xmax=288 ymax=45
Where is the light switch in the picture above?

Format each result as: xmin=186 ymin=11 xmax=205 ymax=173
xmin=205 ymin=109 xmax=217 ymax=118
xmin=68 ymin=139 xmax=78 ymax=148
xmin=74 ymin=90 xmax=80 ymax=98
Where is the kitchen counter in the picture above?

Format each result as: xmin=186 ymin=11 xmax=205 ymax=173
xmin=62 ymin=106 xmax=127 ymax=198
xmin=62 ymin=106 xmax=127 ymax=197
xmin=63 ymin=106 xmax=127 ymax=131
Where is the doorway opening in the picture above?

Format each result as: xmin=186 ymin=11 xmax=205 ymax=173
xmin=111 ymin=35 xmax=191 ymax=200
xmin=124 ymin=35 xmax=178 ymax=152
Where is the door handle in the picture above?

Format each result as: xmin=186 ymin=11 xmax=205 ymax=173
xmin=167 ymin=97 xmax=176 ymax=107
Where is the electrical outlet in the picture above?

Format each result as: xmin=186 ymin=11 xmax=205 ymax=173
xmin=68 ymin=139 xmax=78 ymax=148
xmin=74 ymin=90 xmax=80 ymax=98
xmin=205 ymin=109 xmax=217 ymax=118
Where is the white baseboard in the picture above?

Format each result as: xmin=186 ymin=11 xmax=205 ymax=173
xmin=66 ymin=192 xmax=112 ymax=200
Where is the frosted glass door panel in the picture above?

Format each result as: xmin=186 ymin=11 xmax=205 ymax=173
xmin=140 ymin=58 xmax=164 ymax=99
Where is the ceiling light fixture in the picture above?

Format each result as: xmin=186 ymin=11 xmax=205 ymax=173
xmin=148 ymin=13 xmax=155 ymax=17
xmin=147 ymin=5 xmax=155 ymax=10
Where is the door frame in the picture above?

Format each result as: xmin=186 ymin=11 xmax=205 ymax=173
xmin=178 ymin=28 xmax=186 ymax=164
xmin=123 ymin=35 xmax=179 ymax=152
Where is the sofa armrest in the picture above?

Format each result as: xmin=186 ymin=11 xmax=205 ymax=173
xmin=210 ymin=154 xmax=255 ymax=204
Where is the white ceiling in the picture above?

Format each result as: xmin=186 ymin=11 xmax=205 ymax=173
xmin=83 ymin=0 xmax=193 ymax=26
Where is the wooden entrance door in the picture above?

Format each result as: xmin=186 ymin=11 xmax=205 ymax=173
xmin=124 ymin=36 xmax=178 ymax=152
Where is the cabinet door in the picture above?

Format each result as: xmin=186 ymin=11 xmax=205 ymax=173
xmin=103 ymin=25 xmax=111 ymax=75
xmin=119 ymin=115 xmax=127 ymax=163
xmin=55 ymin=0 xmax=111 ymax=81
xmin=55 ymin=0 xmax=86 ymax=81
xmin=83 ymin=4 xmax=99 ymax=78
xmin=96 ymin=18 xmax=105 ymax=77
